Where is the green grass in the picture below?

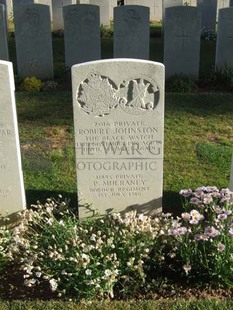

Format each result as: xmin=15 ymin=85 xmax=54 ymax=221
xmin=15 ymin=92 xmax=233 ymax=212
xmin=0 ymin=299 xmax=233 ymax=310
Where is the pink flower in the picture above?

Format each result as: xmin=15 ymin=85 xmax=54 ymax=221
xmin=204 ymin=226 xmax=221 ymax=238
xmin=217 ymin=242 xmax=225 ymax=252
xmin=203 ymin=194 xmax=213 ymax=205
xmin=190 ymin=197 xmax=201 ymax=205
xmin=179 ymin=189 xmax=192 ymax=197
xmin=181 ymin=212 xmax=190 ymax=221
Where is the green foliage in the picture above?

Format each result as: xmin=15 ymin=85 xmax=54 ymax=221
xmin=43 ymin=80 xmax=59 ymax=92
xmin=100 ymin=25 xmax=113 ymax=38
xmin=0 ymin=222 xmax=12 ymax=274
xmin=3 ymin=188 xmax=232 ymax=300
xmin=166 ymin=74 xmax=196 ymax=93
xmin=177 ymin=187 xmax=233 ymax=285
xmin=9 ymin=198 xmax=164 ymax=299
xmin=209 ymin=65 xmax=233 ymax=91
xmin=21 ymin=77 xmax=44 ymax=93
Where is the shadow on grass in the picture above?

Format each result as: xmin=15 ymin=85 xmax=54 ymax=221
xmin=26 ymin=189 xmax=183 ymax=217
xmin=26 ymin=189 xmax=78 ymax=211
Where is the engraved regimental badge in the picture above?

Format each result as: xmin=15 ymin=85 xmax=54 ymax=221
xmin=77 ymin=72 xmax=160 ymax=117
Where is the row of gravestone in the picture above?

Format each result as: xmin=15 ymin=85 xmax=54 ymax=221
xmin=1 ymin=4 xmax=233 ymax=79
xmin=1 ymin=0 xmax=233 ymax=30
xmin=0 ymin=58 xmax=233 ymax=220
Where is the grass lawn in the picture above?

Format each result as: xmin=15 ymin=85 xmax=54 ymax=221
xmin=16 ymin=92 xmax=233 ymax=214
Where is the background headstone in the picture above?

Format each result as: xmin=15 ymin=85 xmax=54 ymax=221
xmin=52 ymin=0 xmax=74 ymax=30
xmin=0 ymin=4 xmax=9 ymax=60
xmin=0 ymin=1 xmax=8 ymax=30
xmin=72 ymin=59 xmax=165 ymax=217
xmin=125 ymin=0 xmax=162 ymax=21
xmin=14 ymin=3 xmax=54 ymax=79
xmin=89 ymin=0 xmax=110 ymax=26
xmin=37 ymin=0 xmax=53 ymax=21
xmin=162 ymin=0 xmax=183 ymax=26
xmin=109 ymin=0 xmax=117 ymax=19
xmin=231 ymin=0 xmax=233 ymax=6
xmin=0 ymin=60 xmax=26 ymax=218
xmin=197 ymin=0 xmax=217 ymax=35
xmin=164 ymin=6 xmax=201 ymax=78
xmin=215 ymin=8 xmax=233 ymax=70
xmin=217 ymin=0 xmax=230 ymax=20
xmin=63 ymin=4 xmax=101 ymax=67
xmin=186 ymin=0 xmax=197 ymax=5
xmin=13 ymin=0 xmax=35 ymax=4
xmin=230 ymin=153 xmax=233 ymax=191
xmin=114 ymin=5 xmax=150 ymax=59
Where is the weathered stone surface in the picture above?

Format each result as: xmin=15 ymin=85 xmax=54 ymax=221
xmin=0 ymin=4 xmax=9 ymax=60
xmin=114 ymin=5 xmax=150 ymax=59
xmin=14 ymin=3 xmax=54 ymax=79
xmin=63 ymin=4 xmax=101 ymax=67
xmin=125 ymin=0 xmax=162 ymax=21
xmin=89 ymin=0 xmax=110 ymax=26
xmin=164 ymin=6 xmax=201 ymax=78
xmin=72 ymin=59 xmax=164 ymax=217
xmin=51 ymin=0 xmax=73 ymax=30
xmin=197 ymin=0 xmax=217 ymax=34
xmin=0 ymin=60 xmax=26 ymax=218
xmin=162 ymin=0 xmax=183 ymax=25
xmin=215 ymin=8 xmax=233 ymax=69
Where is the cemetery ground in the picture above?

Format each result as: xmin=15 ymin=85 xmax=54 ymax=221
xmin=0 ymin=23 xmax=233 ymax=308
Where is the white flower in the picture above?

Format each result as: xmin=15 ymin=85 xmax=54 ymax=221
xmin=183 ymin=264 xmax=192 ymax=274
xmin=85 ymin=269 xmax=92 ymax=276
xmin=104 ymin=269 xmax=112 ymax=277
xmin=49 ymin=278 xmax=58 ymax=292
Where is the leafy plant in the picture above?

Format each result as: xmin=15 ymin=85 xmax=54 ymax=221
xmin=166 ymin=74 xmax=196 ymax=92
xmin=100 ymin=25 xmax=113 ymax=38
xmin=21 ymin=77 xmax=44 ymax=92
xmin=176 ymin=186 xmax=233 ymax=285
xmin=43 ymin=80 xmax=59 ymax=92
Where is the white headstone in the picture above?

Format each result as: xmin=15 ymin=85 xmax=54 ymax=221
xmin=164 ymin=6 xmax=201 ymax=78
xmin=0 ymin=4 xmax=9 ymax=60
xmin=162 ymin=0 xmax=183 ymax=25
xmin=114 ymin=5 xmax=150 ymax=59
xmin=215 ymin=8 xmax=233 ymax=70
xmin=89 ymin=0 xmax=110 ymax=26
xmin=63 ymin=4 xmax=101 ymax=67
xmin=0 ymin=1 xmax=8 ymax=30
xmin=72 ymin=59 xmax=165 ymax=217
xmin=0 ymin=60 xmax=26 ymax=218
xmin=37 ymin=0 xmax=53 ymax=21
xmin=217 ymin=0 xmax=230 ymax=20
xmin=230 ymin=153 xmax=233 ymax=191
xmin=197 ymin=0 xmax=217 ymax=35
xmin=109 ymin=0 xmax=117 ymax=19
xmin=125 ymin=0 xmax=162 ymax=21
xmin=13 ymin=0 xmax=35 ymax=4
xmin=52 ymin=0 xmax=73 ymax=30
xmin=14 ymin=3 xmax=54 ymax=79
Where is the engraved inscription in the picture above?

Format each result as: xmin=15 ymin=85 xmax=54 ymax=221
xmin=24 ymin=8 xmax=40 ymax=27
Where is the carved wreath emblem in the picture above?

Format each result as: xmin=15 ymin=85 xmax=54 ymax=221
xmin=76 ymin=72 xmax=160 ymax=117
